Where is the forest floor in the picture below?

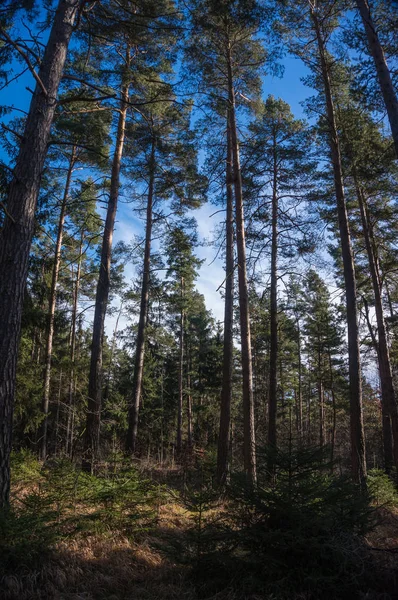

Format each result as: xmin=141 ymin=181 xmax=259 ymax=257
xmin=2 ymin=458 xmax=398 ymax=600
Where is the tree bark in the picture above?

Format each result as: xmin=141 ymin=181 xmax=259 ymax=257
xmin=40 ymin=148 xmax=75 ymax=460
xmin=311 ymin=8 xmax=367 ymax=485
xmin=355 ymin=0 xmax=398 ymax=158
xmin=356 ymin=183 xmax=398 ymax=472
xmin=66 ymin=233 xmax=82 ymax=456
xmin=297 ymin=318 xmax=303 ymax=441
xmin=226 ymin=41 xmax=256 ymax=485
xmin=216 ymin=115 xmax=234 ymax=486
xmin=0 ymin=0 xmax=80 ymax=507
xmin=176 ymin=277 xmax=184 ymax=455
xmin=126 ymin=139 xmax=156 ymax=453
xmin=267 ymin=131 xmax=278 ymax=474
xmin=82 ymin=82 xmax=129 ymax=473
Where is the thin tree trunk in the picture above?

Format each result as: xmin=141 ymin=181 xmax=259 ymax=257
xmin=297 ymin=319 xmax=303 ymax=441
xmin=82 ymin=80 xmax=129 ymax=473
xmin=226 ymin=41 xmax=256 ymax=485
xmin=355 ymin=0 xmax=398 ymax=157
xmin=67 ymin=233 xmax=82 ymax=456
xmin=40 ymin=149 xmax=75 ymax=459
xmin=176 ymin=277 xmax=185 ymax=455
xmin=356 ymin=184 xmax=397 ymax=472
xmin=327 ymin=340 xmax=337 ymax=470
xmin=104 ymin=300 xmax=123 ymax=404
xmin=311 ymin=8 xmax=367 ymax=485
xmin=54 ymin=368 xmax=62 ymax=456
xmin=217 ymin=114 xmax=234 ymax=486
xmin=0 ymin=0 xmax=80 ymax=507
xmin=268 ymin=131 xmax=278 ymax=474
xmin=187 ymin=342 xmax=193 ymax=448
xmin=127 ymin=139 xmax=156 ymax=453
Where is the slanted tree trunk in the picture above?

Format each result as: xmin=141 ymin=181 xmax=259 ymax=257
xmin=217 ymin=115 xmax=234 ymax=486
xmin=268 ymin=131 xmax=278 ymax=474
xmin=176 ymin=277 xmax=185 ymax=455
xmin=311 ymin=8 xmax=367 ymax=485
xmin=82 ymin=81 xmax=129 ymax=473
xmin=127 ymin=139 xmax=156 ymax=453
xmin=355 ymin=0 xmax=398 ymax=158
xmin=0 ymin=0 xmax=80 ymax=507
xmin=356 ymin=183 xmax=398 ymax=472
xmin=40 ymin=148 xmax=75 ymax=460
xmin=226 ymin=40 xmax=256 ymax=485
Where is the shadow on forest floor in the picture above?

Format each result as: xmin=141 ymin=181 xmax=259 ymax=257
xmin=2 ymin=505 xmax=398 ymax=600
xmin=1 ymin=522 xmax=197 ymax=600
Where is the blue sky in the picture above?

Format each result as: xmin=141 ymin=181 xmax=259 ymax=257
xmin=0 ymin=26 xmax=313 ymax=334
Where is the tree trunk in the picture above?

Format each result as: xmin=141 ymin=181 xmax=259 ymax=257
xmin=40 ymin=148 xmax=75 ymax=459
xmin=82 ymin=82 xmax=129 ymax=473
xmin=311 ymin=8 xmax=367 ymax=485
xmin=216 ymin=114 xmax=234 ymax=486
xmin=297 ymin=319 xmax=303 ymax=441
xmin=67 ymin=233 xmax=82 ymax=456
xmin=187 ymin=342 xmax=193 ymax=448
xmin=126 ymin=139 xmax=156 ymax=453
xmin=356 ymin=183 xmax=398 ymax=472
xmin=0 ymin=0 xmax=80 ymax=507
xmin=226 ymin=41 xmax=256 ymax=485
xmin=355 ymin=0 xmax=398 ymax=158
xmin=267 ymin=131 xmax=278 ymax=474
xmin=176 ymin=277 xmax=184 ymax=455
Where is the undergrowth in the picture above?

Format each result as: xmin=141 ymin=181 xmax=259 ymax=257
xmin=179 ymin=447 xmax=396 ymax=600
xmin=1 ymin=450 xmax=167 ymax=578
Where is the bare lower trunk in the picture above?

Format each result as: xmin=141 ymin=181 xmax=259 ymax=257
xmin=297 ymin=320 xmax=303 ymax=441
xmin=267 ymin=132 xmax=278 ymax=474
xmin=356 ymin=183 xmax=398 ymax=472
xmin=67 ymin=235 xmax=82 ymax=456
xmin=40 ymin=149 xmax=75 ymax=459
xmin=217 ymin=114 xmax=234 ymax=486
xmin=227 ymin=41 xmax=256 ymax=485
xmin=0 ymin=0 xmax=79 ymax=507
xmin=312 ymin=8 xmax=367 ymax=485
xmin=127 ymin=140 xmax=156 ymax=453
xmin=176 ymin=280 xmax=184 ymax=456
xmin=187 ymin=346 xmax=193 ymax=448
xmin=356 ymin=0 xmax=398 ymax=158
xmin=82 ymin=82 xmax=129 ymax=473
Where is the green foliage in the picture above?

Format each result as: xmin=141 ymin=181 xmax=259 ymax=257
xmin=368 ymin=468 xmax=398 ymax=508
xmin=2 ymin=454 xmax=167 ymax=576
xmin=187 ymin=447 xmax=379 ymax=600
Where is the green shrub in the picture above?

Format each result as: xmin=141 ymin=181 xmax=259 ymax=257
xmin=368 ymin=468 xmax=398 ymax=507
xmin=187 ymin=446 xmax=380 ymax=600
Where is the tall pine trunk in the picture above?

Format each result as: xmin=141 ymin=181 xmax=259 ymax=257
xmin=127 ymin=139 xmax=156 ymax=453
xmin=227 ymin=41 xmax=256 ymax=485
xmin=0 ymin=0 xmax=80 ymax=507
xmin=82 ymin=82 xmax=129 ymax=472
xmin=176 ymin=277 xmax=185 ymax=455
xmin=356 ymin=182 xmax=398 ymax=472
xmin=67 ymin=233 xmax=83 ymax=456
xmin=355 ymin=0 xmax=398 ymax=158
xmin=312 ymin=9 xmax=367 ymax=484
xmin=297 ymin=319 xmax=303 ymax=441
xmin=216 ymin=116 xmax=234 ymax=486
xmin=268 ymin=131 xmax=278 ymax=473
xmin=40 ymin=148 xmax=75 ymax=459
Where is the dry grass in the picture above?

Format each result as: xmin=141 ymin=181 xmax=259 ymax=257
xmin=1 ymin=501 xmax=197 ymax=600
